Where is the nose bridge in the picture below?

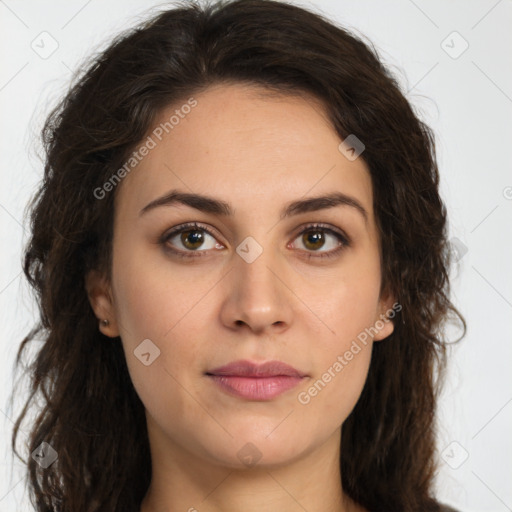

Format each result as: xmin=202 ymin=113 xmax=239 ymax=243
xmin=222 ymin=233 xmax=292 ymax=332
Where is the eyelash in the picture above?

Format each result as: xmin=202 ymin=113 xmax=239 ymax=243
xmin=159 ymin=222 xmax=350 ymax=260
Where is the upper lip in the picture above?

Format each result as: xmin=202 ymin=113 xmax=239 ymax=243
xmin=206 ymin=359 xmax=306 ymax=378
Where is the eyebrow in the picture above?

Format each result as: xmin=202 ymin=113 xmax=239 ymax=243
xmin=139 ymin=189 xmax=368 ymax=224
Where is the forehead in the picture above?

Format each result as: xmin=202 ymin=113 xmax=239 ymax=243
xmin=114 ymin=83 xmax=373 ymax=221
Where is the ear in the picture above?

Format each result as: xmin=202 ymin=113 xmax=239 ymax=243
xmin=84 ymin=269 xmax=120 ymax=338
xmin=372 ymin=290 xmax=400 ymax=342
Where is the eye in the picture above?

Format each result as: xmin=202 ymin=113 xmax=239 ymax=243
xmin=160 ymin=222 xmax=350 ymax=260
xmin=289 ymin=223 xmax=350 ymax=260
xmin=161 ymin=222 xmax=223 ymax=258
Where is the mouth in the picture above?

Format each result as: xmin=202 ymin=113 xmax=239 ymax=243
xmin=205 ymin=359 xmax=307 ymax=401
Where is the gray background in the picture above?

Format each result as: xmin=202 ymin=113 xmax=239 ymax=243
xmin=1 ymin=1 xmax=511 ymax=511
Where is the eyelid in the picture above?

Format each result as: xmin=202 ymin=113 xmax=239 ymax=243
xmin=289 ymin=222 xmax=350 ymax=245
xmin=160 ymin=222 xmax=225 ymax=246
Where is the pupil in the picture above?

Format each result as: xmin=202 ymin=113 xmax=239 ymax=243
xmin=183 ymin=230 xmax=203 ymax=249
xmin=304 ymin=231 xmax=324 ymax=250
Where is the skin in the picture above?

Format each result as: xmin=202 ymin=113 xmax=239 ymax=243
xmin=86 ymin=83 xmax=395 ymax=512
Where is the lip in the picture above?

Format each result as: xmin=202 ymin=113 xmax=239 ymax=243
xmin=208 ymin=360 xmax=306 ymax=378
xmin=206 ymin=360 xmax=307 ymax=401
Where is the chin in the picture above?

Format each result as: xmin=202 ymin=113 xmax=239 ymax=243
xmin=197 ymin=429 xmax=311 ymax=470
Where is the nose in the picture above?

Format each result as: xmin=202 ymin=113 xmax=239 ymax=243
xmin=219 ymin=244 xmax=293 ymax=335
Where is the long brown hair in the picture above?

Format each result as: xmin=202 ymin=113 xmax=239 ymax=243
xmin=10 ymin=0 xmax=465 ymax=510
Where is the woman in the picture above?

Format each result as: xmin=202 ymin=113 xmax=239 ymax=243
xmin=10 ymin=0 xmax=465 ymax=510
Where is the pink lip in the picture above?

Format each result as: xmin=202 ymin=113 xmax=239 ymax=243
xmin=206 ymin=360 xmax=307 ymax=401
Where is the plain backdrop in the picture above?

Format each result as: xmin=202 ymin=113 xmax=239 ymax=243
xmin=1 ymin=1 xmax=511 ymax=511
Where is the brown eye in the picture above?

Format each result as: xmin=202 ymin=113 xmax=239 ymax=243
xmin=301 ymin=230 xmax=327 ymax=251
xmin=161 ymin=222 xmax=223 ymax=258
xmin=179 ymin=229 xmax=206 ymax=250
xmin=291 ymin=225 xmax=349 ymax=258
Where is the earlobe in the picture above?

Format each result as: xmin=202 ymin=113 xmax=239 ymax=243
xmin=84 ymin=270 xmax=120 ymax=338
xmin=373 ymin=295 xmax=399 ymax=342
xmin=373 ymin=314 xmax=395 ymax=342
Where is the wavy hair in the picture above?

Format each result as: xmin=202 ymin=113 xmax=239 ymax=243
xmin=10 ymin=0 xmax=465 ymax=510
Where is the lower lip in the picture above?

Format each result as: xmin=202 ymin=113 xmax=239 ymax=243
xmin=208 ymin=375 xmax=304 ymax=400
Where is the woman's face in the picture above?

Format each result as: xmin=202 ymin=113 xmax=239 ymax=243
xmin=87 ymin=83 xmax=395 ymax=469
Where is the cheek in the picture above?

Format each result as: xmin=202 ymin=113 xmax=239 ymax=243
xmin=318 ymin=346 xmax=372 ymax=427
xmin=112 ymin=241 xmax=207 ymax=340
xmin=111 ymin=265 xmax=201 ymax=426
xmin=299 ymin=261 xmax=380 ymax=418
xmin=316 ymin=261 xmax=382 ymax=350
xmin=110 ymin=245 xmax=215 ymax=387
xmin=297 ymin=330 xmax=374 ymax=425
